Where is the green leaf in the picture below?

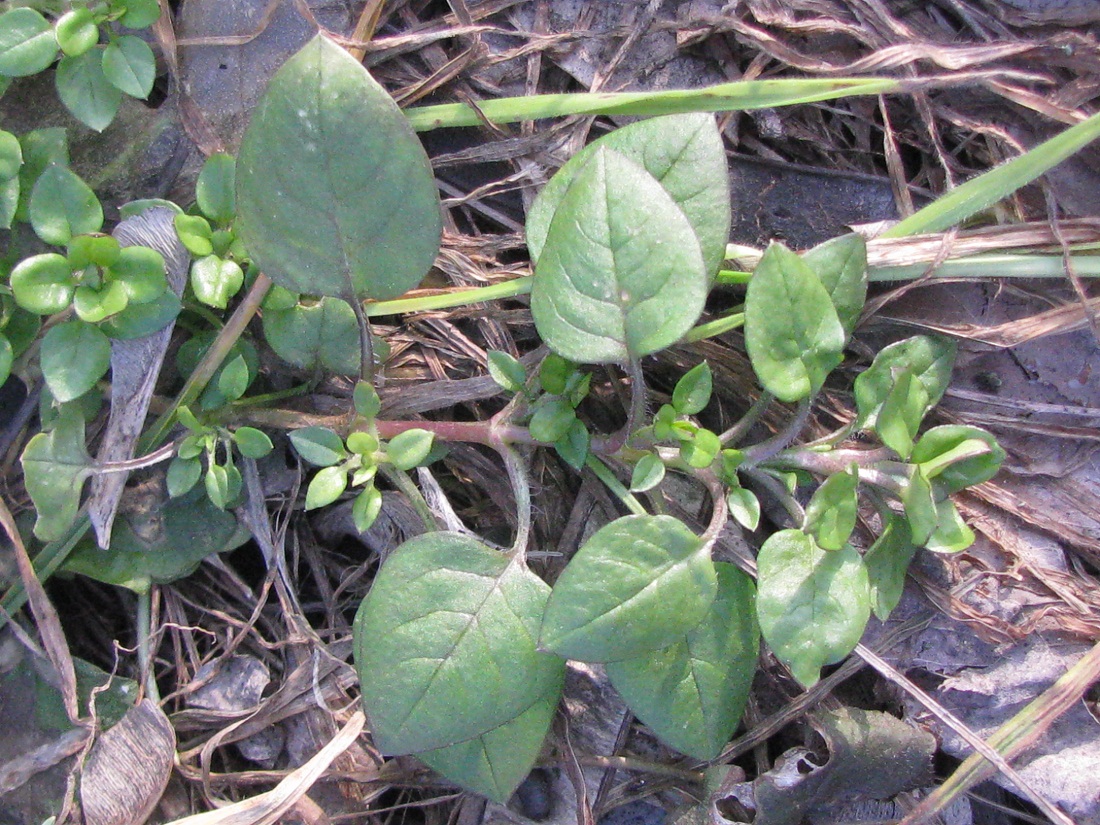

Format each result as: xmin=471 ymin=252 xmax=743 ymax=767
xmin=174 ymin=213 xmax=213 ymax=256
xmin=118 ymin=0 xmax=162 ymax=29
xmin=540 ymin=514 xmax=717 ymax=662
xmin=802 ymin=234 xmax=867 ymax=339
xmin=236 ymin=34 xmax=441 ymax=301
xmin=554 ymin=418 xmax=589 ymax=471
xmin=924 ymin=500 xmax=974 ymax=553
xmin=487 ymin=350 xmax=527 ymax=394
xmin=101 ymin=35 xmax=154 ymax=98
xmin=875 ymin=371 xmax=929 ymax=460
xmin=911 ymin=425 xmax=1004 ymax=493
xmin=0 ymin=175 xmax=17 ymax=228
xmin=262 ymin=296 xmax=381 ymax=375
xmin=756 ymin=529 xmax=870 ymax=687
xmin=64 ymin=486 xmax=248 ymax=591
xmin=55 ymin=49 xmax=122 ymax=131
xmin=109 ymin=244 xmax=167 ymax=303
xmin=5 ymin=306 xmax=40 ymax=358
xmin=0 ymin=334 xmax=11 ymax=386
xmin=233 ymin=427 xmax=273 ymax=459
xmin=726 ymin=486 xmax=760 ymax=531
xmin=29 ymin=164 xmax=103 ymax=244
xmin=73 ymin=279 xmax=128 ymax=323
xmin=217 ymin=354 xmax=250 ymax=401
xmin=744 ymin=242 xmax=845 ymax=402
xmin=386 ymin=428 xmax=434 ymax=470
xmin=606 ymin=563 xmax=758 ymax=760
xmin=680 ymin=427 xmax=720 ymax=469
xmin=204 ymin=462 xmax=242 ymax=509
xmin=418 ymin=684 xmax=560 ymax=803
xmin=529 ymin=396 xmax=576 ymax=443
xmin=54 ymin=8 xmax=99 ymax=58
xmin=10 ymin=253 xmax=74 ymax=314
xmin=0 ymin=130 xmax=23 ymax=180
xmin=99 ymin=291 xmax=180 ymax=339
xmin=289 ymin=426 xmax=347 ymax=467
xmin=190 ymin=255 xmax=243 ymax=309
xmin=854 ymin=335 xmax=956 ymax=429
xmin=630 ymin=454 xmax=665 ymax=493
xmin=530 ymin=147 xmax=708 ymax=364
xmin=16 ymin=128 xmax=68 ymax=223
xmin=196 ymin=153 xmax=236 ymax=225
xmin=527 ymin=113 xmax=731 ymax=277
xmin=353 ymin=381 xmax=381 ymax=419
xmin=347 ymin=431 xmax=378 ymax=457
xmin=672 ymin=362 xmax=712 ymax=416
xmin=900 ymin=466 xmax=937 ymax=546
xmin=539 ymin=353 xmax=573 ymax=395
xmin=352 ymin=485 xmax=382 ymax=533
xmin=0 ymin=9 xmax=59 ymax=77
xmin=354 ymin=532 xmax=565 ymax=754
xmin=68 ymin=234 xmax=120 ymax=269
xmin=803 ymin=465 xmax=858 ymax=551
xmin=41 ymin=320 xmax=110 ymax=402
xmin=306 ymin=465 xmax=348 ymax=509
xmin=21 ymin=407 xmax=94 ymax=541
xmin=166 ymin=455 xmax=202 ymax=498
xmin=864 ymin=515 xmax=916 ymax=621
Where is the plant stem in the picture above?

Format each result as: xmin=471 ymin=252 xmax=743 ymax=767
xmin=684 ymin=311 xmax=745 ymax=343
xmin=585 ymin=455 xmax=648 ymax=517
xmin=363 ymin=278 xmax=533 ymax=317
xmin=592 ymin=358 xmax=646 ymax=455
xmin=136 ymin=587 xmax=159 ymax=702
xmin=719 ymin=391 xmax=773 ymax=447
xmin=379 ymin=465 xmax=437 ymax=533
xmin=499 ymin=446 xmax=532 ymax=558
xmin=350 ymin=291 xmax=376 ymax=384
xmin=406 ymin=77 xmax=904 ymax=131
xmin=740 ymin=398 xmax=812 ymax=467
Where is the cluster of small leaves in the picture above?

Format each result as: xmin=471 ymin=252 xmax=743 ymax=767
xmin=289 ymin=382 xmax=435 ymax=532
xmin=166 ymin=406 xmax=272 ymax=510
xmin=0 ymin=1 xmax=162 ymax=132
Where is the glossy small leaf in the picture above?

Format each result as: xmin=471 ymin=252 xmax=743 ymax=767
xmin=418 ymin=682 xmax=560 ymax=803
xmin=217 ymin=354 xmax=250 ymax=401
xmin=190 ymin=255 xmax=244 ymax=309
xmin=539 ymin=353 xmax=573 ymax=395
xmin=118 ymin=0 xmax=162 ymax=29
xmin=911 ymin=425 xmax=1004 ymax=493
xmin=0 ymin=130 xmax=20 ymax=181
xmin=99 ymin=291 xmax=180 ymax=339
xmin=233 ymin=427 xmax=273 ymax=459
xmin=803 ymin=465 xmax=858 ymax=551
xmin=166 ymin=456 xmax=202 ymax=498
xmin=73 ymin=280 xmax=128 ymax=323
xmin=30 ymin=164 xmax=103 ymax=244
xmin=386 ymin=428 xmax=434 ymax=470
xmin=923 ymin=500 xmax=975 ymax=553
xmin=672 ymin=362 xmax=713 ymax=416
xmin=306 ymin=465 xmax=348 ymax=510
xmin=21 ymin=407 xmax=94 ymax=541
xmin=0 ymin=175 xmax=17 ymax=229
xmin=55 ymin=49 xmax=122 ymax=132
xmin=745 ymin=243 xmax=845 ymax=402
xmin=236 ymin=34 xmax=441 ymax=301
xmin=756 ymin=529 xmax=870 ymax=687
xmin=531 ymin=147 xmax=708 ymax=364
xmin=529 ymin=396 xmax=576 ymax=443
xmin=864 ymin=515 xmax=916 ymax=621
xmin=900 ymin=466 xmax=938 ymax=546
xmin=195 ymin=153 xmax=236 ymax=224
xmin=346 ymin=431 xmax=378 ymax=456
xmin=726 ymin=486 xmax=760 ymax=531
xmin=354 ymin=532 xmax=565 ymax=754
xmin=555 ymin=418 xmax=589 ymax=471
xmin=174 ymin=213 xmax=213 ymax=256
xmin=680 ymin=427 xmax=720 ymax=469
xmin=41 ymin=320 xmax=110 ymax=402
xmin=10 ymin=253 xmax=75 ymax=314
xmin=487 ymin=350 xmax=527 ymax=394
xmin=630 ymin=454 xmax=665 ymax=493
xmin=110 ymin=244 xmax=167 ymax=303
xmin=0 ymin=9 xmax=59 ymax=77
xmin=101 ymin=35 xmax=154 ymax=98
xmin=875 ymin=371 xmax=929 ymax=460
xmin=352 ymin=485 xmax=382 ymax=533
xmin=68 ymin=234 xmax=120 ymax=269
xmin=527 ymin=113 xmax=731 ymax=276
xmin=353 ymin=381 xmax=381 ymax=418
xmin=55 ymin=8 xmax=99 ymax=58
xmin=290 ymin=426 xmax=347 ymax=467
xmin=540 ymin=514 xmax=717 ymax=662
xmin=855 ymin=335 xmax=956 ymax=429
xmin=16 ymin=128 xmax=68 ymax=223
xmin=802 ymin=233 xmax=867 ymax=338
xmin=204 ymin=462 xmax=242 ymax=509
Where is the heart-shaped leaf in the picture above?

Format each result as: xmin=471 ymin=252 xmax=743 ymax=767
xmin=527 ymin=113 xmax=730 ymax=276
xmin=756 ymin=529 xmax=869 ymax=687
xmin=606 ymin=563 xmax=758 ymax=760
xmin=236 ymin=34 xmax=441 ymax=301
xmin=539 ymin=514 xmax=717 ymax=662
xmin=354 ymin=532 xmax=564 ymax=754
xmin=530 ymin=147 xmax=708 ymax=364
xmin=744 ymin=242 xmax=845 ymax=402
xmin=21 ymin=407 xmax=94 ymax=541
xmin=262 ymin=296 xmax=385 ymax=375
xmin=417 ymin=679 xmax=561 ymax=803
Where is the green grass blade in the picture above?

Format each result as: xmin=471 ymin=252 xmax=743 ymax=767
xmin=870 ymin=253 xmax=1100 ymax=281
xmin=883 ymin=109 xmax=1100 ymax=238
xmin=406 ymin=78 xmax=902 ymax=131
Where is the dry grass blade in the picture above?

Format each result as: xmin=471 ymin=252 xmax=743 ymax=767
xmin=165 ymin=711 xmax=365 ymax=825
xmin=899 ymin=640 xmax=1100 ymax=824
xmin=856 ymin=644 xmax=1075 ymax=825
